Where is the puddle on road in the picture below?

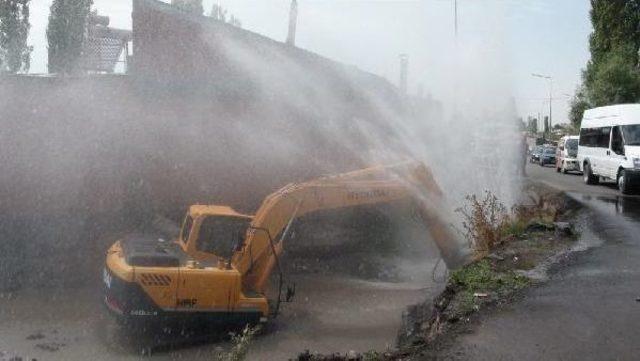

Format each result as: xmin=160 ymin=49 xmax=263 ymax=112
xmin=568 ymin=192 xmax=640 ymax=245
xmin=516 ymin=192 xmax=640 ymax=283
xmin=512 ymin=209 xmax=602 ymax=282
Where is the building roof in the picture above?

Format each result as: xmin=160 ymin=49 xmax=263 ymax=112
xmin=132 ymin=0 xmax=400 ymax=101
xmin=84 ymin=26 xmax=132 ymax=73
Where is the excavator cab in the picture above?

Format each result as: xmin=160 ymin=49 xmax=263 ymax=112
xmin=179 ymin=205 xmax=253 ymax=264
xmin=104 ymin=204 xmax=270 ymax=326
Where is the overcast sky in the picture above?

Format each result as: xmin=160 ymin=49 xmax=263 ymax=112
xmin=26 ymin=0 xmax=591 ymax=124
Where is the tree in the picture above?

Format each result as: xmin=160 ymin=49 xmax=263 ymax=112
xmin=518 ymin=116 xmax=526 ymax=131
xmin=570 ymin=0 xmax=640 ymax=119
xmin=172 ymin=0 xmax=203 ymax=15
xmin=569 ymin=86 xmax=591 ymax=128
xmin=210 ymin=3 xmax=226 ymax=21
xmin=589 ymin=47 xmax=640 ymax=105
xmin=209 ymin=3 xmax=241 ymax=27
xmin=46 ymin=0 xmax=93 ymax=74
xmin=0 ymin=0 xmax=33 ymax=73
xmin=588 ymin=0 xmax=640 ymax=65
xmin=228 ymin=14 xmax=241 ymax=28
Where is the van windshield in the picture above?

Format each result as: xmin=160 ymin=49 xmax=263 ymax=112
xmin=566 ymin=139 xmax=578 ymax=157
xmin=622 ymin=125 xmax=640 ymax=146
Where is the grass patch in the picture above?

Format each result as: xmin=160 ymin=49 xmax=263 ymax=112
xmin=217 ymin=325 xmax=260 ymax=361
xmin=455 ymin=290 xmax=477 ymax=315
xmin=501 ymin=218 xmax=527 ymax=239
xmin=451 ymin=259 xmax=529 ymax=295
xmin=363 ymin=350 xmax=385 ymax=361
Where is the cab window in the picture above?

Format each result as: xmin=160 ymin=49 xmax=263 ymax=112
xmin=196 ymin=216 xmax=250 ymax=259
xmin=180 ymin=215 xmax=194 ymax=244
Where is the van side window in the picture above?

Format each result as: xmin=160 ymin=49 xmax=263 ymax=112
xmin=579 ymin=127 xmax=597 ymax=147
xmin=580 ymin=127 xmax=611 ymax=148
xmin=611 ymin=126 xmax=624 ymax=155
xmin=598 ymin=126 xmax=611 ymax=148
xmin=579 ymin=128 xmax=591 ymax=146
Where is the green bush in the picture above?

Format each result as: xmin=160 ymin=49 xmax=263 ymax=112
xmin=456 ymin=191 xmax=508 ymax=253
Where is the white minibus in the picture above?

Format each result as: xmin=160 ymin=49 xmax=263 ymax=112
xmin=578 ymin=104 xmax=640 ymax=194
xmin=556 ymin=135 xmax=580 ymax=174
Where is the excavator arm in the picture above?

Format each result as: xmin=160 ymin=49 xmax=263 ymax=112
xmin=232 ymin=160 xmax=468 ymax=294
xmin=103 ymin=160 xmax=470 ymax=327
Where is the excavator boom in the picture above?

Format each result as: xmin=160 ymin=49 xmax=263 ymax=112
xmin=233 ymin=160 xmax=467 ymax=293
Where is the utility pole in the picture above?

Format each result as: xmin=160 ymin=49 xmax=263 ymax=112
xmin=286 ymin=0 xmax=298 ymax=46
xmin=452 ymin=0 xmax=459 ymax=117
xmin=549 ymin=79 xmax=553 ymax=129
xmin=454 ymin=0 xmax=458 ymax=41
xmin=532 ymin=73 xmax=552 ymax=129
xmin=399 ymin=54 xmax=408 ymax=95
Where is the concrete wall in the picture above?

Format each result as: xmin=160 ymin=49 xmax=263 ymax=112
xmin=0 ymin=0 xmax=414 ymax=290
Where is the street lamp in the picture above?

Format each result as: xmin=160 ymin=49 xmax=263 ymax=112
xmin=454 ymin=0 xmax=458 ymax=40
xmin=532 ymin=73 xmax=553 ymax=130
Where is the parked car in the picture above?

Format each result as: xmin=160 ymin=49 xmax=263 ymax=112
xmin=539 ymin=146 xmax=556 ymax=166
xmin=530 ymin=145 xmax=543 ymax=163
xmin=578 ymin=104 xmax=640 ymax=194
xmin=556 ymin=135 xmax=580 ymax=173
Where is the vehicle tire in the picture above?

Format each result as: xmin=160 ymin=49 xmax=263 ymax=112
xmin=562 ymin=166 xmax=568 ymax=174
xmin=539 ymin=160 xmax=544 ymax=167
xmin=584 ymin=162 xmax=599 ymax=185
xmin=618 ymin=169 xmax=632 ymax=194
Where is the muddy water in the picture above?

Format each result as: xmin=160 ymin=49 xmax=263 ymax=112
xmin=0 ymin=207 xmax=444 ymax=360
xmin=249 ymin=266 xmax=442 ymax=360
xmin=0 ymin=260 xmax=441 ymax=360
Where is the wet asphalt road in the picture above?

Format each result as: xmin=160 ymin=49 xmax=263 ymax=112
xmin=525 ymin=161 xmax=621 ymax=196
xmin=439 ymin=163 xmax=640 ymax=360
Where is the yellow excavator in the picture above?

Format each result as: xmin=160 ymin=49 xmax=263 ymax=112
xmin=103 ymin=160 xmax=468 ymax=328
